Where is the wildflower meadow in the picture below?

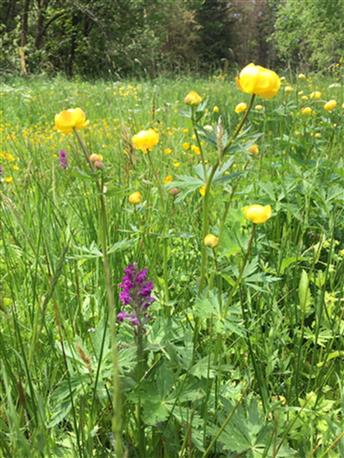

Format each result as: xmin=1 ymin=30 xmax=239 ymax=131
xmin=1 ymin=68 xmax=344 ymax=457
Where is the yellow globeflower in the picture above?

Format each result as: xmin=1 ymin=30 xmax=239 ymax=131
xmin=132 ymin=128 xmax=159 ymax=153
xmin=255 ymin=104 xmax=264 ymax=111
xmin=248 ymin=144 xmax=259 ymax=155
xmin=204 ymin=234 xmax=219 ymax=248
xmin=242 ymin=204 xmax=272 ymax=224
xmin=184 ymin=91 xmax=202 ymax=106
xmin=284 ymin=85 xmax=293 ymax=94
xmin=191 ymin=145 xmax=201 ymax=155
xmin=213 ymin=105 xmax=220 ymax=113
xmin=4 ymin=176 xmax=13 ymax=184
xmin=163 ymin=175 xmax=173 ymax=185
xmin=235 ymin=102 xmax=248 ymax=114
xmin=298 ymin=73 xmax=306 ymax=80
xmin=310 ymin=91 xmax=321 ymax=99
xmin=301 ymin=107 xmax=313 ymax=116
xmin=324 ymin=100 xmax=337 ymax=111
xmin=236 ymin=63 xmax=280 ymax=99
xmin=55 ymin=108 xmax=89 ymax=134
xmin=128 ymin=191 xmax=142 ymax=205
xmin=301 ymin=95 xmax=309 ymax=101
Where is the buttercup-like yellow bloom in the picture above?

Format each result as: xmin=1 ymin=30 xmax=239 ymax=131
xmin=163 ymin=175 xmax=173 ymax=185
xmin=128 ymin=191 xmax=142 ymax=205
xmin=182 ymin=142 xmax=190 ymax=151
xmin=173 ymin=161 xmax=181 ymax=168
xmin=310 ymin=91 xmax=321 ymax=99
xmin=324 ymin=100 xmax=337 ymax=111
xmin=236 ymin=63 xmax=280 ymax=99
xmin=4 ymin=176 xmax=13 ymax=184
xmin=55 ymin=108 xmax=89 ymax=134
xmin=204 ymin=234 xmax=219 ymax=248
xmin=184 ymin=91 xmax=202 ymax=106
xmin=191 ymin=145 xmax=201 ymax=155
xmin=243 ymin=204 xmax=272 ymax=224
xmin=301 ymin=107 xmax=313 ymax=116
xmin=132 ymin=128 xmax=159 ymax=153
xmin=248 ymin=144 xmax=259 ymax=155
xmin=199 ymin=185 xmax=206 ymax=197
xmin=235 ymin=102 xmax=248 ymax=114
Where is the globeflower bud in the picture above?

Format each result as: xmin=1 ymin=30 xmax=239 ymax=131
xmin=235 ymin=102 xmax=248 ymax=114
xmin=324 ymin=100 xmax=337 ymax=112
xmin=301 ymin=107 xmax=313 ymax=116
xmin=236 ymin=63 xmax=280 ymax=99
xmin=184 ymin=91 xmax=202 ymax=106
xmin=242 ymin=204 xmax=272 ymax=224
xmin=310 ymin=91 xmax=321 ymax=99
xmin=204 ymin=234 xmax=219 ymax=248
xmin=248 ymin=144 xmax=259 ymax=155
xmin=284 ymin=86 xmax=293 ymax=94
xmin=128 ymin=191 xmax=142 ymax=205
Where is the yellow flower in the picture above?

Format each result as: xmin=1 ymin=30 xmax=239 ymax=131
xmin=255 ymin=104 xmax=264 ymax=111
xmin=324 ymin=100 xmax=337 ymax=112
xmin=235 ymin=102 xmax=248 ymax=114
xmin=191 ymin=145 xmax=201 ymax=155
xmin=213 ymin=105 xmax=220 ymax=113
xmin=199 ymin=185 xmax=206 ymax=197
xmin=248 ymin=144 xmax=259 ymax=155
xmin=173 ymin=161 xmax=181 ymax=168
xmin=284 ymin=85 xmax=293 ymax=94
xmin=132 ymin=128 xmax=159 ymax=153
xmin=301 ymin=95 xmax=309 ymax=101
xmin=204 ymin=234 xmax=219 ymax=248
xmin=55 ymin=108 xmax=89 ymax=134
xmin=182 ymin=142 xmax=190 ymax=151
xmin=163 ymin=175 xmax=173 ymax=185
xmin=310 ymin=91 xmax=321 ymax=99
xmin=298 ymin=91 xmax=304 ymax=96
xmin=184 ymin=91 xmax=202 ymax=106
xmin=164 ymin=147 xmax=173 ymax=155
xmin=4 ymin=176 xmax=13 ymax=184
xmin=314 ymin=132 xmax=321 ymax=138
xmin=128 ymin=191 xmax=142 ymax=205
xmin=298 ymin=73 xmax=306 ymax=80
xmin=236 ymin=63 xmax=281 ymax=99
xmin=242 ymin=204 xmax=272 ymax=224
xmin=301 ymin=107 xmax=313 ymax=116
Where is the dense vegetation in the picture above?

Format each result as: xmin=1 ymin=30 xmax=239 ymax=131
xmin=1 ymin=0 xmax=344 ymax=78
xmin=1 ymin=71 xmax=343 ymax=456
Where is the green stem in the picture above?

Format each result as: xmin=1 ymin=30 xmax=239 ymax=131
xmin=191 ymin=109 xmax=207 ymax=179
xmin=136 ymin=327 xmax=146 ymax=457
xmin=73 ymin=130 xmax=124 ymax=457
xmin=199 ymin=95 xmax=255 ymax=291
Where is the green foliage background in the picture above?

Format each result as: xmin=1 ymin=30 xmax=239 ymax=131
xmin=1 ymin=0 xmax=344 ymax=78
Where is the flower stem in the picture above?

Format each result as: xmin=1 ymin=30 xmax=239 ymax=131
xmin=73 ymin=130 xmax=124 ymax=456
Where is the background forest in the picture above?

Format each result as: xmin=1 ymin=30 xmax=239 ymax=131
xmin=1 ymin=0 xmax=344 ymax=78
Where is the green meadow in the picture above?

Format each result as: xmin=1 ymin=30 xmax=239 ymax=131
xmin=0 ymin=74 xmax=343 ymax=457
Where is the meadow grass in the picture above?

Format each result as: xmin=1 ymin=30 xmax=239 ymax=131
xmin=0 ymin=74 xmax=343 ymax=457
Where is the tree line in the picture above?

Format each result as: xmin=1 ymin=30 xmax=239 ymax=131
xmin=1 ymin=0 xmax=343 ymax=78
